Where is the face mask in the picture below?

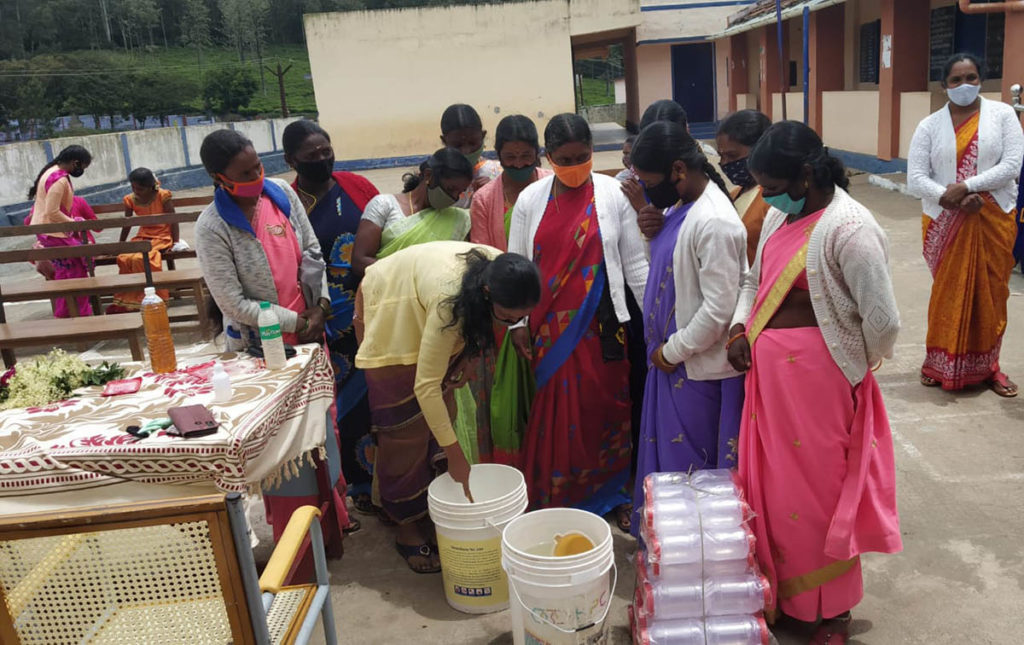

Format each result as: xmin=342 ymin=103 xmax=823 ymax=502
xmin=427 ymin=183 xmax=457 ymax=210
xmin=217 ymin=167 xmax=265 ymax=198
xmin=720 ymin=158 xmax=754 ymax=189
xmin=643 ymin=173 xmax=681 ymax=209
xmin=502 ymin=165 xmax=536 ymax=183
xmin=763 ymin=187 xmax=806 ymax=215
xmin=463 ymin=145 xmax=484 ymax=167
xmin=295 ymin=158 xmax=334 ymax=183
xmin=947 ymin=83 xmax=980 ymax=107
xmin=69 ymin=166 xmax=85 ymax=178
xmin=550 ymin=158 xmax=593 ymax=189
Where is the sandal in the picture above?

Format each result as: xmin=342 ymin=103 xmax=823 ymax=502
xmin=395 ymin=541 xmax=441 ymax=574
xmin=352 ymin=493 xmax=375 ymax=515
xmin=614 ymin=504 xmax=632 ymax=533
xmin=342 ymin=518 xmax=362 ymax=535
xmin=376 ymin=506 xmax=397 ymax=527
xmin=920 ymin=374 xmax=940 ymax=387
xmin=809 ymin=614 xmax=851 ymax=645
xmin=987 ymin=372 xmax=1018 ymax=398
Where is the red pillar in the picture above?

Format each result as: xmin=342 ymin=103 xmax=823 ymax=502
xmin=808 ymin=5 xmax=844 ymax=136
xmin=1002 ymin=11 xmax=1024 ymax=107
xmin=729 ymin=34 xmax=749 ymax=113
xmin=877 ymin=0 xmax=930 ymax=161
xmin=758 ymin=26 xmax=783 ymax=119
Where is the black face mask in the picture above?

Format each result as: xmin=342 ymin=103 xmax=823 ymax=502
xmin=644 ymin=172 xmax=681 ymax=209
xmin=295 ymin=158 xmax=334 ymax=183
xmin=69 ymin=166 xmax=85 ymax=178
xmin=720 ymin=158 xmax=754 ymax=188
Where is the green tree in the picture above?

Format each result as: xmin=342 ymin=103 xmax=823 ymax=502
xmin=203 ymin=66 xmax=257 ymax=115
xmin=112 ymin=0 xmax=161 ymax=53
xmin=180 ymin=0 xmax=212 ymax=70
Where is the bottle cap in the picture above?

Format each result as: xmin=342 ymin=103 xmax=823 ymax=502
xmin=144 ymin=287 xmax=156 ymax=296
xmin=260 ymin=301 xmax=270 ymax=309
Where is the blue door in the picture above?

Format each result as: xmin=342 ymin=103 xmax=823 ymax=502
xmin=671 ymin=43 xmax=716 ymax=124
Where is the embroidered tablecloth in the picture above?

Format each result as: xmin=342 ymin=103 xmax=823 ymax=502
xmin=0 ymin=345 xmax=334 ymax=508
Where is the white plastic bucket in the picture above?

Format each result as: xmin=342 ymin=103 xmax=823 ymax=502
xmin=428 ymin=464 xmax=528 ymax=614
xmin=501 ymin=508 xmax=616 ymax=645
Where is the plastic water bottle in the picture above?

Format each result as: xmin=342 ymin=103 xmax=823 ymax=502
xmin=703 ymin=574 xmax=771 ymax=616
xmin=141 ymin=286 xmax=177 ymax=374
xmin=639 ymin=550 xmax=755 ymax=582
xmin=211 ymin=362 xmax=232 ymax=403
xmin=637 ymin=616 xmax=769 ymax=645
xmin=645 ymin=526 xmax=755 ymax=566
xmin=257 ymin=301 xmax=287 ymax=370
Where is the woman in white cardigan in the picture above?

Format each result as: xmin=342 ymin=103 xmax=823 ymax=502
xmin=507 ymin=113 xmax=648 ymax=526
xmin=626 ymin=120 xmax=748 ymax=537
xmin=907 ymin=53 xmax=1023 ymax=397
xmin=726 ymin=122 xmax=902 ymax=645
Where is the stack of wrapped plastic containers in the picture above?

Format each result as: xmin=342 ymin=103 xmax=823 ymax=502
xmin=630 ymin=469 xmax=773 ymax=645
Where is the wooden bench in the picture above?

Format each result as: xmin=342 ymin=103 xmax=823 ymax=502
xmin=90 ymin=195 xmax=211 ymax=270
xmin=0 ymin=315 xmax=144 ymax=368
xmin=0 ymin=241 xmax=210 ymax=367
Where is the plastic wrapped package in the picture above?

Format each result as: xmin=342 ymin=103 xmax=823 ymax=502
xmin=636 ymin=614 xmax=772 ymax=645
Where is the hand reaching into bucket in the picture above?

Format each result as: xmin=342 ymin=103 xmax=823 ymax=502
xmin=444 ymin=443 xmax=474 ymax=502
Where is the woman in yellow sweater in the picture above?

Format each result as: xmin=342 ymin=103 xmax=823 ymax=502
xmin=355 ymin=241 xmax=540 ymax=573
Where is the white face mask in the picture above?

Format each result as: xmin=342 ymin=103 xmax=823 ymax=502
xmin=947 ymin=83 xmax=980 ymax=107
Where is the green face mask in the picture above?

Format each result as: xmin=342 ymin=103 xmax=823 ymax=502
xmin=502 ymin=165 xmax=536 ymax=184
xmin=463 ymin=145 xmax=483 ymax=167
xmin=427 ymin=183 xmax=457 ymax=210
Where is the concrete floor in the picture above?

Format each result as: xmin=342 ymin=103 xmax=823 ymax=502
xmin=309 ymin=171 xmax=1024 ymax=645
xmin=4 ymin=153 xmax=1023 ymax=644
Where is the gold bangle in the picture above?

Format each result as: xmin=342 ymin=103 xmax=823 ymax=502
xmin=725 ymin=332 xmax=746 ymax=350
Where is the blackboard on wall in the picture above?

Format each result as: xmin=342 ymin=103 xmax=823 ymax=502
xmin=859 ymin=20 xmax=881 ymax=84
xmin=929 ymin=6 xmax=956 ymax=81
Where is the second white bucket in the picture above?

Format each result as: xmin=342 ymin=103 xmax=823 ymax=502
xmin=501 ymin=508 xmax=616 ymax=645
xmin=428 ymin=464 xmax=528 ymax=614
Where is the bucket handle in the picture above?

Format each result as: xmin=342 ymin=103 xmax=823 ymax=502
xmin=506 ymin=562 xmax=618 ymax=641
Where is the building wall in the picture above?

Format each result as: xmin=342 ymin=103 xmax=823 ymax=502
xmin=715 ymin=41 xmax=730 ymax=119
xmin=637 ymin=44 xmax=673 ymax=113
xmin=304 ymin=2 xmax=592 ymax=161
xmin=771 ymin=93 xmax=805 ymax=123
xmin=823 ymin=90 xmax=880 ymax=156
xmin=637 ymin=0 xmax=756 ymax=43
xmin=570 ymin=0 xmax=641 ymax=36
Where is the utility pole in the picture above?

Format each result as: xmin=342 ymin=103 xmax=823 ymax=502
xmin=265 ymin=62 xmax=293 ymax=117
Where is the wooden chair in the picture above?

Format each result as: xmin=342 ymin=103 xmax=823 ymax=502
xmin=0 ymin=494 xmax=337 ymax=645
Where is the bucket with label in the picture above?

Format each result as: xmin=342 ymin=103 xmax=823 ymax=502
xmin=428 ymin=464 xmax=529 ymax=614
xmin=501 ymin=508 xmax=616 ymax=645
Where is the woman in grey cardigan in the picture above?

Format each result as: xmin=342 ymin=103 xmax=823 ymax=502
xmin=194 ymin=129 xmax=356 ymax=542
xmin=194 ymin=129 xmax=329 ymax=351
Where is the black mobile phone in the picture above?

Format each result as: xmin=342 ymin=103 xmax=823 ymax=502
xmin=246 ymin=344 xmax=297 ymax=360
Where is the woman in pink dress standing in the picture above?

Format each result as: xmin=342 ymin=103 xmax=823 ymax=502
xmin=726 ymin=121 xmax=902 ymax=644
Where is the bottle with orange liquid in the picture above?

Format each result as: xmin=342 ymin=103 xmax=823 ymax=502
xmin=141 ymin=286 xmax=177 ymax=374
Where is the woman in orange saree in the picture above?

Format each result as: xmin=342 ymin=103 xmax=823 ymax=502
xmin=908 ymin=54 xmax=1023 ymax=397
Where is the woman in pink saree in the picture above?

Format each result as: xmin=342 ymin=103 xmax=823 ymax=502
xmin=27 ymin=145 xmax=94 ymax=318
xmin=727 ymin=122 xmax=902 ymax=644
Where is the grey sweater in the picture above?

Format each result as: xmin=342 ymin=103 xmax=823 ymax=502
xmin=195 ymin=178 xmax=328 ymax=347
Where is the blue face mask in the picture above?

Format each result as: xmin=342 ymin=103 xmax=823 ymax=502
xmin=763 ymin=188 xmax=806 ymax=215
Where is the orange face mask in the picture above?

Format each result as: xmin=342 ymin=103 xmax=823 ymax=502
xmin=550 ymin=158 xmax=593 ymax=189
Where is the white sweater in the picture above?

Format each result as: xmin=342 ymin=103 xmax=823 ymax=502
xmin=907 ymin=97 xmax=1024 ymax=218
xmin=660 ymin=181 xmax=748 ymax=381
xmin=731 ymin=188 xmax=900 ymax=386
xmin=508 ymin=173 xmax=648 ymax=324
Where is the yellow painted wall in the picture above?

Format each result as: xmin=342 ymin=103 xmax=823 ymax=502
xmin=771 ymin=93 xmax=805 ymax=123
xmin=570 ymin=0 xmax=641 ymax=35
xmin=823 ymin=90 xmax=880 ymax=156
xmin=305 ymin=1 xmax=611 ymax=161
xmin=638 ymin=44 xmax=674 ymax=113
xmin=638 ymin=1 xmax=742 ymax=42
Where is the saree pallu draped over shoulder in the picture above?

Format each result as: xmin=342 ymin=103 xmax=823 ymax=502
xmin=921 ymin=112 xmax=1017 ymax=390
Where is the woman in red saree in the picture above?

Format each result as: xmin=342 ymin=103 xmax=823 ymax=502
xmin=907 ymin=54 xmax=1023 ymax=397
xmin=507 ymin=114 xmax=648 ymax=521
xmin=728 ymin=122 xmax=902 ymax=645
